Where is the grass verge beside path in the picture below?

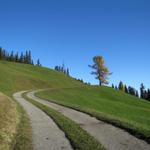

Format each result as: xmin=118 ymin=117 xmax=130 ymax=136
xmin=36 ymin=86 xmax=150 ymax=144
xmin=23 ymin=93 xmax=105 ymax=150
xmin=0 ymin=92 xmax=32 ymax=150
xmin=13 ymin=101 xmax=33 ymax=150
xmin=0 ymin=92 xmax=18 ymax=150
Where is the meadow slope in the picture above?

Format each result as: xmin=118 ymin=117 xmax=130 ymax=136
xmin=0 ymin=60 xmax=150 ymax=145
xmin=0 ymin=60 xmax=82 ymax=150
xmin=0 ymin=61 xmax=81 ymax=96
xmin=37 ymin=86 xmax=150 ymax=142
xmin=0 ymin=92 xmax=18 ymax=150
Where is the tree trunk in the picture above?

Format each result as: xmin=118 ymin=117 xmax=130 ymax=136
xmin=99 ymin=80 xmax=102 ymax=86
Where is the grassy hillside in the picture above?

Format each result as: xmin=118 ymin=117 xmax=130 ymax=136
xmin=0 ymin=92 xmax=18 ymax=150
xmin=37 ymin=86 xmax=150 ymax=142
xmin=0 ymin=61 xmax=81 ymax=96
xmin=0 ymin=60 xmax=150 ymax=144
xmin=0 ymin=60 xmax=82 ymax=149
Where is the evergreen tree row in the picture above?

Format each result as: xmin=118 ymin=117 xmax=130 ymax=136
xmin=112 ymin=82 xmax=150 ymax=101
xmin=0 ymin=47 xmax=41 ymax=66
xmin=140 ymin=83 xmax=150 ymax=101
xmin=54 ymin=64 xmax=70 ymax=76
xmin=74 ymin=78 xmax=91 ymax=85
xmin=112 ymin=81 xmax=139 ymax=98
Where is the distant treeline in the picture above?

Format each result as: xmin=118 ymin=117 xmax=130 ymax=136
xmin=140 ymin=83 xmax=150 ymax=101
xmin=112 ymin=81 xmax=150 ymax=101
xmin=0 ymin=47 xmax=41 ymax=66
xmin=54 ymin=64 xmax=70 ymax=76
xmin=54 ymin=64 xmax=90 ymax=85
xmin=74 ymin=78 xmax=91 ymax=85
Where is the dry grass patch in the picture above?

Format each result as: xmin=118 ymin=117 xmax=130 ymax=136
xmin=0 ymin=92 xmax=19 ymax=150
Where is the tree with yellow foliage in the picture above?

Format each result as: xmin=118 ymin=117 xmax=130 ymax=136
xmin=89 ymin=56 xmax=111 ymax=86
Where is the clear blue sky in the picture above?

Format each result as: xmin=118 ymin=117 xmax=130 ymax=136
xmin=0 ymin=0 xmax=150 ymax=89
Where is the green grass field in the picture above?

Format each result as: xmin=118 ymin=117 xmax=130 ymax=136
xmin=36 ymin=86 xmax=150 ymax=142
xmin=0 ymin=60 xmax=150 ymax=149
xmin=0 ymin=92 xmax=32 ymax=150
xmin=0 ymin=60 xmax=82 ymax=149
xmin=0 ymin=92 xmax=19 ymax=150
xmin=0 ymin=61 xmax=81 ymax=96
xmin=13 ymin=101 xmax=33 ymax=150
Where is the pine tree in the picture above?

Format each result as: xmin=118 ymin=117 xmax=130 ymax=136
xmin=64 ymin=69 xmax=67 ymax=74
xmin=115 ymin=86 xmax=118 ymax=90
xmin=25 ymin=50 xmax=29 ymax=64
xmin=58 ymin=66 xmax=61 ymax=71
xmin=5 ymin=51 xmax=9 ymax=61
xmin=147 ymin=89 xmax=150 ymax=101
xmin=15 ymin=52 xmax=19 ymax=62
xmin=144 ymin=90 xmax=148 ymax=100
xmin=140 ymin=83 xmax=145 ymax=99
xmin=125 ymin=85 xmax=128 ymax=93
xmin=112 ymin=84 xmax=114 ymax=89
xmin=2 ymin=49 xmax=6 ymax=60
xmin=28 ymin=50 xmax=32 ymax=64
xmin=136 ymin=90 xmax=139 ymax=97
xmin=128 ymin=86 xmax=136 ymax=96
xmin=0 ymin=47 xmax=3 ymax=60
xmin=60 ymin=66 xmax=63 ymax=72
xmin=67 ymin=68 xmax=70 ymax=76
xmin=119 ymin=81 xmax=124 ymax=91
xmin=19 ymin=52 xmax=24 ymax=63
xmin=10 ymin=51 xmax=14 ymax=61
xmin=36 ymin=59 xmax=41 ymax=66
xmin=31 ymin=60 xmax=34 ymax=65
xmin=62 ymin=62 xmax=65 ymax=72
xmin=55 ymin=66 xmax=58 ymax=71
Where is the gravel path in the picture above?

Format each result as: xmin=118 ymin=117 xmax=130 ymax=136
xmin=27 ymin=90 xmax=150 ymax=150
xmin=13 ymin=91 xmax=73 ymax=150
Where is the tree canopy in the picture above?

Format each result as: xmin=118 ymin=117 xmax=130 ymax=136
xmin=89 ymin=56 xmax=111 ymax=86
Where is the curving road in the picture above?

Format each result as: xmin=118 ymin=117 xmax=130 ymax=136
xmin=13 ymin=91 xmax=73 ymax=150
xmin=27 ymin=90 xmax=150 ymax=150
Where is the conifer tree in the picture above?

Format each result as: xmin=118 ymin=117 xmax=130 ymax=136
xmin=0 ymin=47 xmax=3 ymax=59
xmin=19 ymin=52 xmax=24 ymax=63
xmin=136 ymin=90 xmax=139 ymax=97
xmin=28 ymin=50 xmax=32 ymax=64
xmin=147 ymin=89 xmax=150 ymax=101
xmin=67 ymin=68 xmax=70 ymax=76
xmin=112 ymin=84 xmax=114 ymax=89
xmin=31 ymin=60 xmax=34 ymax=65
xmin=64 ymin=69 xmax=67 ymax=74
xmin=55 ymin=66 xmax=58 ymax=71
xmin=25 ymin=50 xmax=28 ymax=64
xmin=58 ymin=66 xmax=61 ymax=71
xmin=5 ymin=51 xmax=9 ymax=61
xmin=2 ymin=49 xmax=6 ymax=60
xmin=10 ymin=51 xmax=14 ymax=61
xmin=15 ymin=52 xmax=19 ymax=62
xmin=125 ymin=85 xmax=128 ymax=93
xmin=36 ymin=59 xmax=41 ymax=66
xmin=119 ymin=81 xmax=124 ymax=91
xmin=128 ymin=86 xmax=136 ymax=96
xmin=144 ymin=90 xmax=148 ymax=100
xmin=140 ymin=83 xmax=145 ymax=99
xmin=89 ymin=56 xmax=111 ymax=86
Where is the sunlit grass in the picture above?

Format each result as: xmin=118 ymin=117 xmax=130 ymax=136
xmin=37 ymin=86 xmax=150 ymax=143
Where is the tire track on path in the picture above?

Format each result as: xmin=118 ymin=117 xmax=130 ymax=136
xmin=27 ymin=90 xmax=150 ymax=150
xmin=13 ymin=91 xmax=73 ymax=150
